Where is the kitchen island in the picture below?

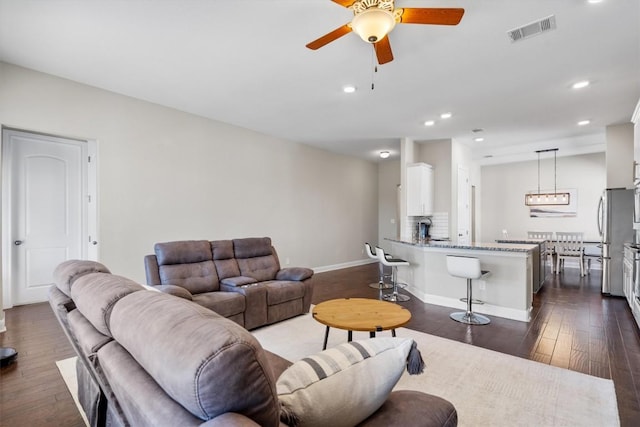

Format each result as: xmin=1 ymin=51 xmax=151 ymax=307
xmin=387 ymin=238 xmax=536 ymax=322
xmin=496 ymin=238 xmax=546 ymax=293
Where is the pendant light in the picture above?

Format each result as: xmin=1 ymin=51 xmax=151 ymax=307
xmin=524 ymin=148 xmax=570 ymax=206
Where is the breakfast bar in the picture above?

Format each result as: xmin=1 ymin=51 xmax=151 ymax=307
xmin=387 ymin=238 xmax=536 ymax=322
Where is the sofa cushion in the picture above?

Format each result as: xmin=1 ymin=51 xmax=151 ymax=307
xmin=233 ymin=237 xmax=274 ymax=258
xmin=358 ymin=390 xmax=458 ymax=427
xmin=109 ymin=291 xmax=280 ymax=426
xmin=192 ymin=291 xmax=246 ymax=318
xmin=263 ymin=281 xmax=307 ymax=305
xmin=211 ymin=240 xmax=242 ymax=280
xmin=211 ymin=239 xmax=235 ymax=260
xmin=53 ymin=259 xmax=111 ymax=297
xmin=237 ymin=256 xmax=280 ymax=282
xmin=155 ymin=240 xmax=212 ymax=265
xmin=98 ymin=341 xmax=206 ymax=427
xmin=71 ymin=273 xmax=144 ymax=336
xmin=214 ymin=259 xmax=242 ymax=280
xmin=159 ymin=260 xmax=219 ymax=294
xmin=68 ymin=309 xmax=113 ymax=357
xmin=276 ymin=338 xmax=416 ymax=427
xmin=276 ymin=268 xmax=313 ymax=282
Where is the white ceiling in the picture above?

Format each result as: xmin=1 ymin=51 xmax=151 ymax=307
xmin=0 ymin=0 xmax=638 ymax=163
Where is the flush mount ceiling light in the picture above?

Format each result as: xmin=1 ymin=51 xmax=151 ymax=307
xmin=379 ymin=151 xmax=390 ymax=158
xmin=572 ymin=80 xmax=590 ymax=89
xmin=525 ymin=148 xmax=570 ymax=206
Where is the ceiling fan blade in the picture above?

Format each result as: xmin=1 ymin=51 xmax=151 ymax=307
xmin=306 ymin=24 xmax=352 ymax=50
xmin=399 ymin=8 xmax=465 ymax=25
xmin=374 ymin=36 xmax=393 ymax=65
xmin=331 ymin=0 xmax=356 ymax=7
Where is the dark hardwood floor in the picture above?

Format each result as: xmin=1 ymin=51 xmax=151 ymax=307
xmin=1 ymin=263 xmax=639 ymax=426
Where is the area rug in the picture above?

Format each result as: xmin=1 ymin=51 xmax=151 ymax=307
xmin=55 ymin=357 xmax=89 ymax=427
xmin=56 ymin=312 xmax=620 ymax=427
xmin=251 ymin=311 xmax=620 ymax=427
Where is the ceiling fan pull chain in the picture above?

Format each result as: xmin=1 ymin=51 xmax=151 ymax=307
xmin=370 ymin=49 xmax=376 ymax=90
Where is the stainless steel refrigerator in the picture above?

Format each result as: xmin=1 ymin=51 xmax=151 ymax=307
xmin=598 ymin=188 xmax=634 ymax=295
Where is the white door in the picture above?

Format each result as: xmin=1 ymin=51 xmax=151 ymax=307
xmin=457 ymin=165 xmax=471 ymax=245
xmin=3 ymin=130 xmax=89 ymax=305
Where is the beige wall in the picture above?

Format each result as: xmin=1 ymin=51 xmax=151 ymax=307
xmin=377 ymin=159 xmax=400 ymax=253
xmin=481 ymin=152 xmax=606 ymax=242
xmin=0 ymin=62 xmax=379 ymax=288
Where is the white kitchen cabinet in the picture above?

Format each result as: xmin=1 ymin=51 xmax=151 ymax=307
xmin=406 ymin=163 xmax=434 ymax=216
xmin=633 ymin=98 xmax=640 ymax=182
xmin=623 ymin=252 xmax=633 ymax=305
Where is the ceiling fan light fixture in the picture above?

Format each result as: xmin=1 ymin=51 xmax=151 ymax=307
xmin=351 ymin=8 xmax=396 ymax=43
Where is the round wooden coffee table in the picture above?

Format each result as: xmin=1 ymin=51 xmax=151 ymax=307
xmin=312 ymin=298 xmax=412 ymax=350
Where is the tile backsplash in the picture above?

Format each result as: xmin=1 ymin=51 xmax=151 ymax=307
xmin=402 ymin=212 xmax=449 ymax=241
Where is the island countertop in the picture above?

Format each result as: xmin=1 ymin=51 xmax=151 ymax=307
xmin=386 ymin=238 xmax=535 ymax=322
xmin=385 ymin=237 xmax=538 ymax=253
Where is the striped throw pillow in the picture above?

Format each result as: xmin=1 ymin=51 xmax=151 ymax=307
xmin=277 ymin=337 xmax=415 ymax=427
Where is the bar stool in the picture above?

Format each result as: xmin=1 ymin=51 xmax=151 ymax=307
xmin=364 ymin=243 xmax=393 ymax=291
xmin=376 ymin=247 xmax=410 ymax=302
xmin=447 ymin=255 xmax=490 ymax=325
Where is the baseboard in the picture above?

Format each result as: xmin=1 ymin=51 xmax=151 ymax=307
xmin=313 ymin=259 xmax=377 ymax=274
xmin=406 ymin=286 xmax=532 ymax=322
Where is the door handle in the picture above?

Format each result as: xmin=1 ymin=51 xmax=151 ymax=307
xmin=14 ymin=240 xmax=23 ymax=246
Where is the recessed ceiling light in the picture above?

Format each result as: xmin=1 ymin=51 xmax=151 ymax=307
xmin=474 ymin=137 xmax=485 ymax=142
xmin=424 ymin=120 xmax=435 ymax=126
xmin=343 ymin=85 xmax=356 ymax=93
xmin=440 ymin=112 xmax=452 ymax=119
xmin=587 ymin=0 xmax=603 ymax=4
xmin=578 ymin=120 xmax=591 ymax=126
xmin=572 ymin=80 xmax=590 ymax=89
xmin=379 ymin=151 xmax=390 ymax=159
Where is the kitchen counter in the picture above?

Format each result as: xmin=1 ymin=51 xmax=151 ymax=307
xmin=386 ymin=238 xmax=534 ymax=322
xmin=496 ymin=238 xmax=547 ymax=293
xmin=387 ymin=237 xmax=538 ymax=253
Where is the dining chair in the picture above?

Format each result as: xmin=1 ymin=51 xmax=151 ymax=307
xmin=527 ymin=231 xmax=556 ymax=273
xmin=554 ymin=232 xmax=585 ymax=276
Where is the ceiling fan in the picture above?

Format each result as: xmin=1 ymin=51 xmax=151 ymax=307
xmin=306 ymin=0 xmax=465 ymax=65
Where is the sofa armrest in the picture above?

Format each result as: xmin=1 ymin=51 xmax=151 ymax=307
xmin=199 ymin=412 xmax=262 ymax=426
xmin=154 ymin=284 xmax=193 ymax=300
xmin=220 ymin=281 xmax=268 ymax=330
xmin=276 ymin=267 xmax=313 ymax=281
xmin=144 ymin=254 xmax=161 ymax=286
xmin=221 ymin=276 xmax=259 ymax=287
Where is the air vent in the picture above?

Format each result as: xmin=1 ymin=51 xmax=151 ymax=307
xmin=507 ymin=15 xmax=557 ymax=43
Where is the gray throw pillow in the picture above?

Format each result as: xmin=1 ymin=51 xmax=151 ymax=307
xmin=276 ymin=337 xmax=418 ymax=427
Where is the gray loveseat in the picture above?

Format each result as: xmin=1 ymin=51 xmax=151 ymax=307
xmin=144 ymin=237 xmax=314 ymax=330
xmin=49 ymin=260 xmax=458 ymax=427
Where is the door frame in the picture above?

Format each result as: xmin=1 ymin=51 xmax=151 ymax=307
xmin=1 ymin=127 xmax=98 ymax=309
xmin=456 ymin=165 xmax=471 ymax=244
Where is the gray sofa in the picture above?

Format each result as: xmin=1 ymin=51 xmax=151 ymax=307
xmin=144 ymin=237 xmax=314 ymax=330
xmin=49 ymin=260 xmax=458 ymax=427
